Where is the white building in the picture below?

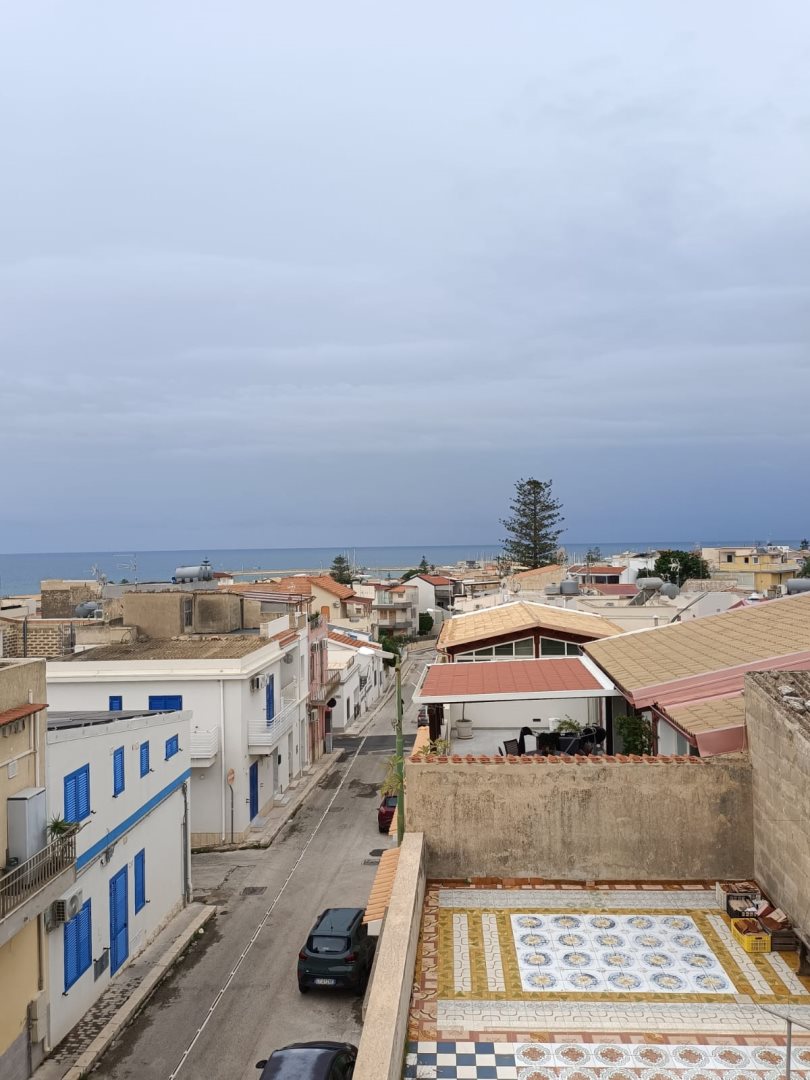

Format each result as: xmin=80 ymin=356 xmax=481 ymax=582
xmin=46 ymin=617 xmax=310 ymax=848
xmin=326 ymin=632 xmax=387 ymax=731
xmin=45 ymin=706 xmax=192 ymax=1047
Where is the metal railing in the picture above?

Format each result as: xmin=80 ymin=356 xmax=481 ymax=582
xmin=190 ymin=726 xmax=219 ymax=760
xmin=0 ymin=829 xmax=78 ymax=921
xmin=311 ymin=670 xmax=341 ymax=704
xmin=247 ymin=692 xmax=299 ymax=748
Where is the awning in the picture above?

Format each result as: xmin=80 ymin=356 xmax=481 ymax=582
xmin=0 ymin=703 xmax=47 ymax=728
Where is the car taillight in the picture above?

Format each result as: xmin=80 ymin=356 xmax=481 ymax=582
xmin=298 ymin=950 xmax=307 ymax=960
xmin=345 ymin=952 xmax=357 ymax=962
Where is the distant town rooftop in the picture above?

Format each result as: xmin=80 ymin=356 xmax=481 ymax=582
xmin=437 ymin=600 xmax=624 ymax=650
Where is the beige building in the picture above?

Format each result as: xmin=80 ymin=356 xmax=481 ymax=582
xmin=0 ymin=659 xmax=77 ymax=1080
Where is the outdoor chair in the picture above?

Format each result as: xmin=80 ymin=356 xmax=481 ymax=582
xmin=503 ymin=738 xmax=520 ymax=756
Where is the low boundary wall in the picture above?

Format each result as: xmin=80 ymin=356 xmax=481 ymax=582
xmin=354 ymin=832 xmax=425 ymax=1080
xmin=405 ymin=754 xmax=753 ymax=881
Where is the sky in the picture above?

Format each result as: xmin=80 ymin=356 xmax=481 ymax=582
xmin=2 ymin=1 xmax=809 ymax=552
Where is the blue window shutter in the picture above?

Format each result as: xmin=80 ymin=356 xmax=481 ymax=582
xmin=64 ymin=765 xmax=90 ymax=822
xmin=113 ymin=747 xmax=125 ymax=797
xmin=139 ymin=741 xmax=150 ymax=777
xmin=148 ymin=695 xmax=183 ymax=711
xmin=109 ymin=695 xmax=123 ymax=711
xmin=64 ymin=773 xmax=77 ymax=822
xmin=64 ymin=900 xmax=92 ymax=991
xmin=164 ymin=734 xmax=179 ymax=760
xmin=266 ymin=675 xmax=275 ymax=724
xmin=134 ymin=850 xmax=146 ymax=912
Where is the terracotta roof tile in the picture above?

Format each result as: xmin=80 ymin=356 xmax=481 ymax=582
xmin=363 ymin=846 xmax=401 ymax=924
xmin=327 ymin=631 xmax=381 ymax=650
xmin=419 ymin=658 xmax=603 ymax=698
xmin=664 ymin=695 xmax=746 ymax=738
xmin=0 ymin=703 xmax=47 ymax=727
xmin=437 ymin=601 xmax=624 ymax=650
xmin=419 ymin=575 xmax=453 ymax=586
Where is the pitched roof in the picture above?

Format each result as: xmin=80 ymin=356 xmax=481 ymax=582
xmin=269 ymin=575 xmax=356 ymax=600
xmin=511 ymin=564 xmax=564 ymax=581
xmin=582 ymin=583 xmax=638 ymax=597
xmin=418 ymin=574 xmax=453 ymax=586
xmin=418 ymin=658 xmax=605 ymax=701
xmin=664 ymin=695 xmax=746 ymax=738
xmin=328 ymin=631 xmax=381 ymax=650
xmin=60 ymin=637 xmax=274 ymax=662
xmin=0 ymin=703 xmax=47 ymax=728
xmin=437 ymin=601 xmax=624 ymax=651
xmin=569 ymin=565 xmax=622 ymax=576
xmin=584 ymin=592 xmax=810 ymax=706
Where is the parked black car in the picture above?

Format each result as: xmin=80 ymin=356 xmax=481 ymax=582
xmin=297 ymin=908 xmax=375 ymax=993
xmin=256 ymin=1041 xmax=357 ymax=1079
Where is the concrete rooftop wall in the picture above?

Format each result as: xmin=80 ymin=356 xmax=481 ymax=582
xmin=405 ymin=754 xmax=753 ymax=881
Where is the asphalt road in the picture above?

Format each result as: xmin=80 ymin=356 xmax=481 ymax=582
xmin=91 ymin=653 xmax=430 ymax=1080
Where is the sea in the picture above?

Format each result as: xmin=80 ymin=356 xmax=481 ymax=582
xmin=0 ymin=540 xmax=794 ymax=597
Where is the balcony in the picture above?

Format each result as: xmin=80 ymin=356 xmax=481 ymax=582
xmin=372 ymin=598 xmax=411 ymax=609
xmin=0 ymin=829 xmax=78 ymax=948
xmin=190 ymin=725 xmax=219 ymax=766
xmin=310 ymin=669 xmax=341 ymax=705
xmin=248 ymin=691 xmax=299 ymax=753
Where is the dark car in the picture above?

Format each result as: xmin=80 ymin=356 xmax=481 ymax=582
xmin=297 ymin=908 xmax=375 ymax=993
xmin=377 ymin=794 xmax=397 ymax=832
xmin=256 ymin=1041 xmax=357 ymax=1079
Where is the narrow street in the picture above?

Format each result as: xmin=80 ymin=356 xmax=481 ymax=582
xmin=90 ymin=652 xmax=429 ymax=1080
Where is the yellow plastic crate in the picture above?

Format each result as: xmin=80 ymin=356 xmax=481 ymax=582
xmin=731 ymin=918 xmax=771 ymax=953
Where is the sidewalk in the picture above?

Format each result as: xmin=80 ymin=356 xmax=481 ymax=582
xmin=245 ymin=748 xmax=344 ymax=848
xmin=35 ymin=902 xmax=215 ymax=1080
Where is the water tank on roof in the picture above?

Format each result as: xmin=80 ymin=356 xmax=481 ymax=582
xmin=560 ymin=581 xmax=579 ymax=596
xmin=637 ymin=577 xmax=664 ymax=591
xmin=787 ymin=578 xmax=810 ymax=594
xmin=173 ymin=560 xmax=213 ymax=584
xmin=660 ymin=583 xmax=680 ymax=599
xmin=74 ymin=601 xmax=102 ymax=618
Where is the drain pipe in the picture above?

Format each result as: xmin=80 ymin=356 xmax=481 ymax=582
xmin=219 ymin=678 xmax=226 ymax=843
xmin=181 ymin=780 xmax=191 ymax=904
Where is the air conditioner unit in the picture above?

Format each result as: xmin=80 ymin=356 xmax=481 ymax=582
xmin=50 ymin=890 xmax=83 ymax=925
xmin=332 ymin=601 xmax=340 ymax=609
xmin=249 ymin=676 xmax=260 ymax=692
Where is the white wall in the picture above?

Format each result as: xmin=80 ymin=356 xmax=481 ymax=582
xmin=47 ymin=642 xmax=309 ymax=846
xmin=411 ymin=578 xmax=436 ymax=614
xmin=46 ymin=711 xmax=190 ymax=1046
xmin=443 ymin=695 xmax=604 ymax=733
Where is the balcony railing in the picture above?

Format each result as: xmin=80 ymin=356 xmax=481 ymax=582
xmin=190 ymin=725 xmax=219 ymax=763
xmin=372 ymin=598 xmax=411 ymax=609
xmin=310 ymin=669 xmax=341 ymax=704
xmin=0 ymin=829 xmax=78 ymax=922
xmin=248 ymin=691 xmax=299 ymax=750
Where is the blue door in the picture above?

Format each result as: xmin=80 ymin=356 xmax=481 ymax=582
xmin=265 ymin=675 xmax=275 ymax=724
xmin=249 ymin=761 xmax=259 ymax=820
xmin=109 ymin=866 xmax=129 ymax=974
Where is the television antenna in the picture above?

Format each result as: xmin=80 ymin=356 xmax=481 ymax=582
xmin=115 ymin=553 xmax=138 ymax=584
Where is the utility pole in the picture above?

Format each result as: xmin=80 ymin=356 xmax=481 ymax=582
xmin=395 ymin=653 xmax=405 ymax=845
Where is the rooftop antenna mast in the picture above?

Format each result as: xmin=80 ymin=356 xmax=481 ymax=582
xmin=116 ymin=553 xmax=138 ymax=585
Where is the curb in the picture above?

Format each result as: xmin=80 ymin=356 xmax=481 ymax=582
xmin=61 ymin=905 xmax=216 ymax=1080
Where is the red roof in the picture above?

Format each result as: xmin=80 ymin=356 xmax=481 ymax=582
xmin=0 ymin=703 xmax=47 ymax=728
xmin=419 ymin=659 xmax=603 ymax=699
xmin=569 ymin=565 xmax=622 ymax=576
xmin=584 ymin=583 xmax=638 ymax=596
xmin=419 ymin=575 xmax=453 ymax=586
xmin=328 ymin=631 xmax=381 ymax=650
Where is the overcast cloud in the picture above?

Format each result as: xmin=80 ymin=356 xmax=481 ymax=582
xmin=2 ymin=1 xmax=809 ymax=551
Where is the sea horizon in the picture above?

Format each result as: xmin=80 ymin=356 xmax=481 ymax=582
xmin=0 ymin=538 xmax=802 ymax=597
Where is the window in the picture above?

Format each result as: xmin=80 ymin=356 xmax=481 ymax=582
xmin=64 ymin=899 xmax=92 ymax=991
xmin=540 ymin=638 xmax=582 ymax=657
xmin=113 ymin=746 xmax=125 ymax=797
xmin=725 ymin=553 xmax=733 ymax=563
xmin=456 ymin=637 xmax=534 ymax=662
xmin=148 ymin=695 xmax=183 ymax=711
xmin=134 ymin=849 xmax=146 ymax=912
xmin=109 ymin=695 xmax=123 ymax=711
xmin=182 ymin=596 xmax=193 ymax=629
xmin=64 ymin=764 xmax=91 ymax=823
xmin=165 ymin=734 xmax=180 ymax=760
xmin=139 ymin=741 xmax=150 ymax=777
xmin=265 ymin=675 xmax=275 ymax=724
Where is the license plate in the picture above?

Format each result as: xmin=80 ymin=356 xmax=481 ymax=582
xmin=314 ymin=977 xmax=336 ymax=986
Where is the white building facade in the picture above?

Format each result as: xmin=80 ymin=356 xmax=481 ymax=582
xmin=46 ymin=618 xmax=310 ymax=848
xmin=326 ymin=634 xmax=387 ymax=731
xmin=45 ymin=707 xmax=192 ymax=1047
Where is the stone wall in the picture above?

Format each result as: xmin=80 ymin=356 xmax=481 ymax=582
xmin=745 ymin=671 xmax=810 ymax=940
xmin=40 ymin=580 xmax=99 ymax=619
xmin=405 ymin=754 xmax=753 ymax=881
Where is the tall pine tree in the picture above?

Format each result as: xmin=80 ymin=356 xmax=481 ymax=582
xmin=500 ymin=477 xmax=564 ymax=569
xmin=329 ymin=554 xmax=353 ymax=584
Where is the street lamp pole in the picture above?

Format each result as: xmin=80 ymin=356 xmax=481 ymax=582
xmin=395 ymin=652 xmax=405 ymax=845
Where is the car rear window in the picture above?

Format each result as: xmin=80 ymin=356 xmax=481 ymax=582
xmin=308 ymin=935 xmax=350 ymax=954
xmin=384 ymin=796 xmax=397 ymax=808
